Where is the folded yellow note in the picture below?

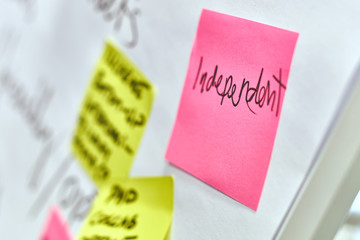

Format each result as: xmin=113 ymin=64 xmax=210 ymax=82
xmin=72 ymin=41 xmax=155 ymax=186
xmin=76 ymin=176 xmax=174 ymax=240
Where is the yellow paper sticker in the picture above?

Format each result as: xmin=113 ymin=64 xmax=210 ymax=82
xmin=76 ymin=176 xmax=174 ymax=240
xmin=71 ymin=40 xmax=155 ymax=186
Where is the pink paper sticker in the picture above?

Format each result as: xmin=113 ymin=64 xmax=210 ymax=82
xmin=40 ymin=206 xmax=72 ymax=240
xmin=165 ymin=9 xmax=299 ymax=210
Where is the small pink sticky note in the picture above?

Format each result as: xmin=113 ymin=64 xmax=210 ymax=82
xmin=40 ymin=206 xmax=73 ymax=240
xmin=165 ymin=9 xmax=299 ymax=210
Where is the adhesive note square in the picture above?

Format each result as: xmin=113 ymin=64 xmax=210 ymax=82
xmin=72 ymin=41 xmax=154 ymax=187
xmin=165 ymin=9 xmax=299 ymax=210
xmin=76 ymin=176 xmax=174 ymax=240
xmin=40 ymin=206 xmax=72 ymax=240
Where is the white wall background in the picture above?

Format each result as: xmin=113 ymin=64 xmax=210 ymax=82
xmin=0 ymin=0 xmax=360 ymax=239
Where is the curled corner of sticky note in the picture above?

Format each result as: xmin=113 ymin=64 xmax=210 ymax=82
xmin=40 ymin=206 xmax=73 ymax=240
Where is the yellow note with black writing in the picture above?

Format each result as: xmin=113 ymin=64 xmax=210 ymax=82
xmin=76 ymin=176 xmax=174 ymax=240
xmin=71 ymin=41 xmax=154 ymax=186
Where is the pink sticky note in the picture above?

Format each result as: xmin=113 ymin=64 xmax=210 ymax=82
xmin=165 ymin=9 xmax=299 ymax=210
xmin=40 ymin=206 xmax=73 ymax=240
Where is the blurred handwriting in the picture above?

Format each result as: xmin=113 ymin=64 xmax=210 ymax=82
xmin=88 ymin=0 xmax=140 ymax=48
xmin=27 ymin=131 xmax=96 ymax=225
xmin=0 ymin=69 xmax=54 ymax=141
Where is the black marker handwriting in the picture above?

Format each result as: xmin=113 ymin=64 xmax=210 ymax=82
xmin=83 ymin=98 xmax=133 ymax=154
xmin=103 ymin=44 xmax=150 ymax=99
xmin=192 ymin=56 xmax=286 ymax=117
xmin=106 ymin=184 xmax=137 ymax=205
xmin=78 ymin=114 xmax=112 ymax=160
xmin=89 ymin=210 xmax=137 ymax=229
xmin=73 ymin=133 xmax=110 ymax=181
xmin=93 ymin=70 xmax=146 ymax=127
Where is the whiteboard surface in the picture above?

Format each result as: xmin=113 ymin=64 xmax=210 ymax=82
xmin=0 ymin=0 xmax=360 ymax=239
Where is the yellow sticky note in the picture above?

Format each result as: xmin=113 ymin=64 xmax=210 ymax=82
xmin=76 ymin=176 xmax=174 ymax=240
xmin=72 ymin=41 xmax=155 ymax=186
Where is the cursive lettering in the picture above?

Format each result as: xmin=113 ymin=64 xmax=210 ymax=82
xmin=192 ymin=56 xmax=286 ymax=117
